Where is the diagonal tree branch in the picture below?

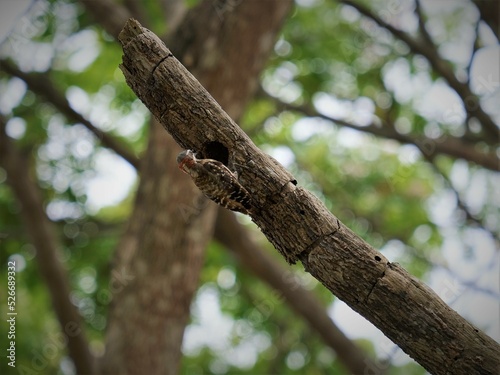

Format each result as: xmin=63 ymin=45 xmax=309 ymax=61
xmin=0 ymin=60 xmax=140 ymax=169
xmin=414 ymin=0 xmax=435 ymax=48
xmin=472 ymin=0 xmax=500 ymax=41
xmin=339 ymin=0 xmax=499 ymax=140
xmin=118 ymin=19 xmax=500 ymax=375
xmin=0 ymin=115 xmax=94 ymax=375
xmin=214 ymin=208 xmax=382 ymax=374
xmin=266 ymin=93 xmax=499 ymax=171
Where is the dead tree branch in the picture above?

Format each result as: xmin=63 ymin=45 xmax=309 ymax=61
xmin=214 ymin=208 xmax=381 ymax=374
xmin=117 ymin=19 xmax=500 ymax=375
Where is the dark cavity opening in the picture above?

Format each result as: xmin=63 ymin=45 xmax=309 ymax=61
xmin=203 ymin=141 xmax=229 ymax=165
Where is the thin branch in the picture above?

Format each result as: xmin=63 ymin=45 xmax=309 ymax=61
xmin=79 ymin=0 xmax=132 ymax=38
xmin=214 ymin=208 xmax=382 ymax=375
xmin=0 ymin=116 xmax=95 ymax=375
xmin=265 ymin=92 xmax=499 ymax=171
xmin=0 ymin=60 xmax=140 ymax=169
xmin=414 ymin=0 xmax=434 ymax=47
xmin=404 ymin=245 xmax=500 ymax=300
xmin=339 ymin=0 xmax=499 ymax=140
xmin=268 ymin=93 xmax=498 ymax=238
xmin=421 ymin=152 xmax=499 ymax=243
xmin=472 ymin=0 xmax=500 ymax=41
xmin=465 ymin=19 xmax=482 ymax=86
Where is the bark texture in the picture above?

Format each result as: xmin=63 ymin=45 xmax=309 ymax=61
xmin=214 ymin=208 xmax=378 ymax=375
xmin=118 ymin=19 xmax=500 ymax=375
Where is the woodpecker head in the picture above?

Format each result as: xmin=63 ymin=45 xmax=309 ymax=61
xmin=177 ymin=149 xmax=197 ymax=173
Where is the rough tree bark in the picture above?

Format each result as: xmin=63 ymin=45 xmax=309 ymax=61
xmin=214 ymin=208 xmax=378 ymax=374
xmin=99 ymin=121 xmax=215 ymax=375
xmin=118 ymin=19 xmax=500 ymax=375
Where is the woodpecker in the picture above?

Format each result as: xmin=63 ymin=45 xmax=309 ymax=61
xmin=177 ymin=150 xmax=252 ymax=215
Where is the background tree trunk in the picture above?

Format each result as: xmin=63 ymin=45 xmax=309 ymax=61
xmin=99 ymin=121 xmax=215 ymax=374
xmin=100 ymin=1 xmax=293 ymax=373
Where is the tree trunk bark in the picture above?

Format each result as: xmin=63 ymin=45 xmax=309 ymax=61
xmin=100 ymin=120 xmax=215 ymax=375
xmin=101 ymin=1 xmax=293 ymax=373
xmin=118 ymin=19 xmax=500 ymax=375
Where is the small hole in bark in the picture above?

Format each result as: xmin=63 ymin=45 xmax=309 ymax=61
xmin=203 ymin=141 xmax=229 ymax=165
xmin=299 ymin=209 xmax=305 ymax=215
xmin=291 ymin=179 xmax=297 ymax=185
xmin=374 ymin=256 xmax=381 ymax=261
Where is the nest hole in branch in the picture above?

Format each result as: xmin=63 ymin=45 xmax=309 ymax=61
xmin=203 ymin=141 xmax=229 ymax=165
